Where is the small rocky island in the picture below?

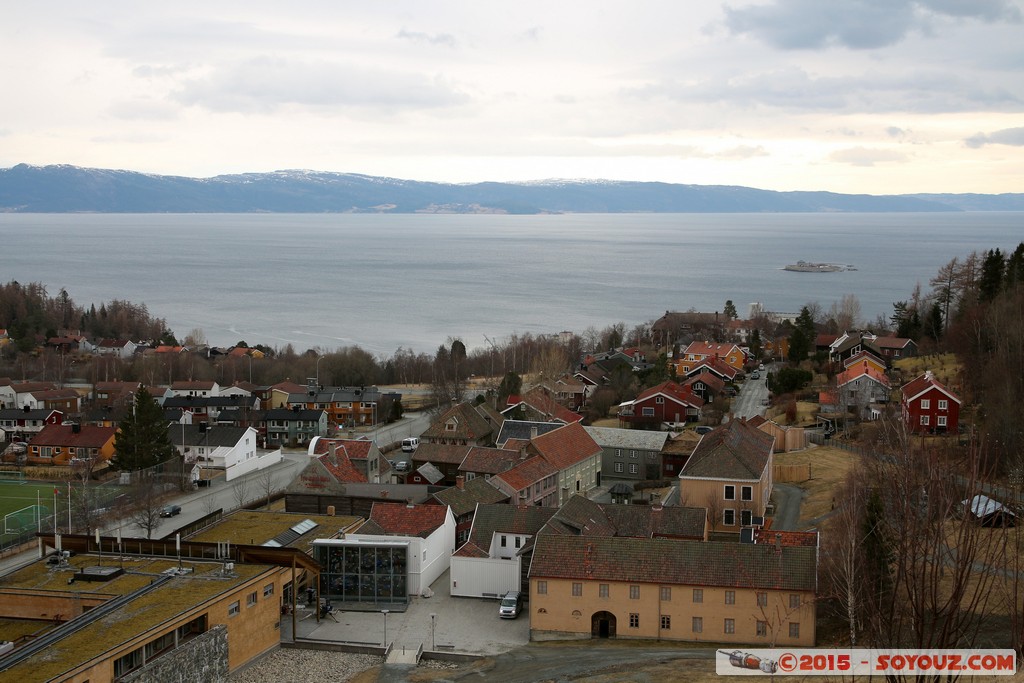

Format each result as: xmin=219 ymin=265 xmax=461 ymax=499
xmin=783 ymin=261 xmax=856 ymax=272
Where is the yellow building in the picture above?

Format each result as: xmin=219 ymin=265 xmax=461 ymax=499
xmin=0 ymin=527 xmax=327 ymax=682
xmin=528 ymin=535 xmax=817 ymax=647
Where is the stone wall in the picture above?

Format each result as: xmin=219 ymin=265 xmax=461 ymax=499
xmin=122 ymin=624 xmax=229 ymax=683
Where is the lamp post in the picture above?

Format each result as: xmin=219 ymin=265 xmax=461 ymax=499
xmin=315 ymin=355 xmax=325 ymax=387
xmin=381 ymin=609 xmax=390 ymax=647
xmin=430 ymin=612 xmax=436 ymax=650
xmin=247 ymin=354 xmax=253 ymax=384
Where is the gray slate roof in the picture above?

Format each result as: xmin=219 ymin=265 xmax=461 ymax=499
xmin=584 ymin=426 xmax=669 ymax=451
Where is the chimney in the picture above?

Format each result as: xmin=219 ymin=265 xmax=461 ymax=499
xmin=406 ymin=498 xmax=415 ymax=509
xmin=530 ymin=426 xmax=538 ymax=440
xmin=455 ymin=475 xmax=464 ymax=490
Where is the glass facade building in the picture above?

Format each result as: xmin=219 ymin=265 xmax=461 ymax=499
xmin=314 ymin=539 xmax=410 ymax=605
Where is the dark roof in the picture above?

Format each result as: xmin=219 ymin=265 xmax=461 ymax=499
xmin=432 ymin=477 xmax=509 ymax=517
xmin=679 ymin=419 xmax=774 ymax=480
xmin=539 ymin=494 xmax=706 ymax=540
xmin=529 ymin=536 xmax=817 ymax=593
xmin=30 ymin=424 xmax=116 ymax=448
xmin=459 ymin=446 xmax=521 ymax=475
xmin=421 ymin=402 xmax=503 ymax=443
xmin=413 ymin=442 xmax=472 ymax=466
xmin=456 ymin=504 xmax=558 ymax=557
xmin=167 ymin=424 xmax=252 ymax=448
xmin=495 ymin=420 xmax=563 ymax=447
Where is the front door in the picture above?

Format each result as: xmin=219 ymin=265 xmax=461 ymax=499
xmin=591 ymin=611 xmax=616 ymax=638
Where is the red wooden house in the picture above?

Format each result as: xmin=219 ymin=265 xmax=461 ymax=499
xmin=900 ymin=371 xmax=961 ymax=434
xmin=618 ymin=380 xmax=704 ymax=428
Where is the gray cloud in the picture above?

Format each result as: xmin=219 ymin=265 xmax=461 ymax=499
xmin=396 ymin=28 xmax=457 ymax=48
xmin=723 ymin=0 xmax=1020 ymax=50
xmin=172 ymin=57 xmax=468 ymax=113
xmin=965 ymin=126 xmax=1024 ymax=147
xmin=829 ymin=147 xmax=910 ymax=166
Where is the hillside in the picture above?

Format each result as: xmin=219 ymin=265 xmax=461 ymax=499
xmin=2 ymin=163 xmax=1022 ymax=214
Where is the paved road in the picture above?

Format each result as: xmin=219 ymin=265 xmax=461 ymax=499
xmin=731 ymin=366 xmax=770 ymax=420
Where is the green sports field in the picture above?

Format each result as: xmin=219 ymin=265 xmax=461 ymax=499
xmin=0 ymin=481 xmax=60 ymax=534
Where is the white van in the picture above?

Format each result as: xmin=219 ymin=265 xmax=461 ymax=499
xmin=401 ymin=437 xmax=420 ymax=453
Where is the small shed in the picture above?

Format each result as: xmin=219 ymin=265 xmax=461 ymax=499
xmin=964 ymin=494 xmax=1016 ymax=528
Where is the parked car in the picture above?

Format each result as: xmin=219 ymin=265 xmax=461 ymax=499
xmin=401 ymin=437 xmax=420 ymax=452
xmin=394 ymin=460 xmax=409 ymax=472
xmin=694 ymin=425 xmax=714 ymax=435
xmin=159 ymin=504 xmax=182 ymax=518
xmin=499 ymin=590 xmax=522 ymax=619
xmin=751 ymin=371 xmax=761 ymax=380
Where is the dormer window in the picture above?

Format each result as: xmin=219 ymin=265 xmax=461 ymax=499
xmin=445 ymin=419 xmax=457 ymax=432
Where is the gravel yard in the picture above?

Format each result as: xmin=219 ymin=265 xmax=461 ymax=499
xmin=230 ymin=649 xmax=382 ymax=683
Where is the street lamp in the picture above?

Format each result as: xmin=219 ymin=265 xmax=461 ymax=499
xmin=315 ymin=355 xmax=326 ymax=387
xmin=381 ymin=609 xmax=390 ymax=647
xmin=430 ymin=612 xmax=436 ymax=650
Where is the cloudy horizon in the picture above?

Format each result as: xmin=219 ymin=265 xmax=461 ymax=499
xmin=2 ymin=1 xmax=1022 ymax=194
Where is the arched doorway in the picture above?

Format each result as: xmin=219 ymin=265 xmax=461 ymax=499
xmin=591 ymin=611 xmax=616 ymax=638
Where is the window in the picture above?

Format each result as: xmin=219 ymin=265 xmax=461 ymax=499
xmin=629 ymin=613 xmax=639 ymax=628
xmin=599 ymin=584 xmax=609 ymax=598
xmin=741 ymin=509 xmax=752 ymax=526
xmin=920 ymin=415 xmax=930 ymax=426
xmin=537 ymin=581 xmax=547 ymax=595
xmin=789 ymin=594 xmax=800 ymax=609
xmin=724 ymin=485 xmax=735 ymax=500
xmin=228 ymin=601 xmax=240 ymax=617
xmin=629 ymin=464 xmax=638 ymax=474
xmin=572 ymin=582 xmax=582 ymax=597
xmin=660 ymin=615 xmax=671 ymax=630
xmin=938 ymin=399 xmax=948 ymax=410
xmin=247 ymin=591 xmax=258 ymax=607
xmin=656 ymin=396 xmax=664 ymax=404
xmin=725 ymin=590 xmax=735 ymax=605
xmin=515 ymin=537 xmax=521 ymax=548
xmin=692 ymin=588 xmax=703 ymax=603
xmin=723 ymin=509 xmax=735 ymax=526
xmin=937 ymin=415 xmax=947 ymax=426
xmin=692 ymin=616 xmax=703 ymax=633
xmin=614 ymin=462 xmax=624 ymax=473
xmin=630 ymin=585 xmax=640 ymax=599
xmin=501 ymin=535 xmax=507 ymax=547
xmin=724 ymin=618 xmax=735 ymax=634
xmin=789 ymin=622 xmax=800 ymax=638
xmin=630 ymin=450 xmax=638 ymax=458
xmin=741 ymin=486 xmax=752 ymax=501
xmin=642 ymin=407 xmax=655 ymax=416
xmin=920 ymin=399 xmax=930 ymax=409
xmin=756 ymin=591 xmax=767 ymax=606
xmin=615 ymin=448 xmax=622 ymax=457
xmin=756 ymin=620 xmax=767 ymax=637
xmin=660 ymin=586 xmax=671 ymax=601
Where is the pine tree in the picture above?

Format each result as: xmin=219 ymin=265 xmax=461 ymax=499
xmin=978 ymin=248 xmax=1005 ymax=303
xmin=112 ymin=387 xmax=177 ymax=471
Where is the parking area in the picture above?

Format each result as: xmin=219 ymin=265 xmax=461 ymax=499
xmin=284 ymin=570 xmax=530 ymax=657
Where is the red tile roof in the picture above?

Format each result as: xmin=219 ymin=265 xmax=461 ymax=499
xmin=634 ymin=381 xmax=705 ymax=409
xmin=460 ymin=446 xmax=520 ymax=475
xmin=835 ymin=363 xmax=890 ymax=388
xmin=493 ymin=456 xmax=558 ymax=491
xmin=31 ymin=424 xmax=116 ymax=449
xmin=530 ymin=422 xmax=602 ymax=471
xmin=365 ymin=502 xmax=449 ymax=538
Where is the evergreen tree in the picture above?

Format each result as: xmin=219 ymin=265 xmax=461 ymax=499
xmin=978 ymin=248 xmax=1005 ymax=303
xmin=788 ymin=306 xmax=816 ymax=363
xmin=924 ymin=302 xmax=944 ymax=341
xmin=749 ymin=328 xmax=763 ymax=360
xmin=1004 ymin=243 xmax=1024 ymax=290
xmin=724 ymin=299 xmax=738 ymax=320
xmin=112 ymin=387 xmax=177 ymax=471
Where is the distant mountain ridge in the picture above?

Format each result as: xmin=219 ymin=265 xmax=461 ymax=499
xmin=1 ymin=163 xmax=1021 ymax=214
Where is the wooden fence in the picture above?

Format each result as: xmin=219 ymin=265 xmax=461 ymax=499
xmin=773 ymin=463 xmax=812 ymax=482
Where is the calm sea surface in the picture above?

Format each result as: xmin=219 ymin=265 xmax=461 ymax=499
xmin=1 ymin=213 xmax=1021 ymax=355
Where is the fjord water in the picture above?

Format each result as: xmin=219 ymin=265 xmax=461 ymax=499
xmin=2 ymin=212 xmax=1021 ymax=354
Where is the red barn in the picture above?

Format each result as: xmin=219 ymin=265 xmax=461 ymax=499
xmin=900 ymin=371 xmax=961 ymax=434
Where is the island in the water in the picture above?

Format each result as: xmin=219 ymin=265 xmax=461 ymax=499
xmin=783 ymin=261 xmax=857 ymax=272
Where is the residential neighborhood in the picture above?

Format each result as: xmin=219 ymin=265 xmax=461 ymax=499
xmin=0 ymin=267 xmax=1021 ymax=681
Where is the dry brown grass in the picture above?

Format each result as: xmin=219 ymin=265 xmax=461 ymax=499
xmin=774 ymin=445 xmax=860 ymax=525
xmin=893 ymin=352 xmax=960 ymax=385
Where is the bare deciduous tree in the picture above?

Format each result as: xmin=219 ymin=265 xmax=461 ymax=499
xmin=230 ymin=477 xmax=251 ymax=511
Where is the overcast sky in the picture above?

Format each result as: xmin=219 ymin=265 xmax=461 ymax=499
xmin=3 ymin=1 xmax=1022 ymax=193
